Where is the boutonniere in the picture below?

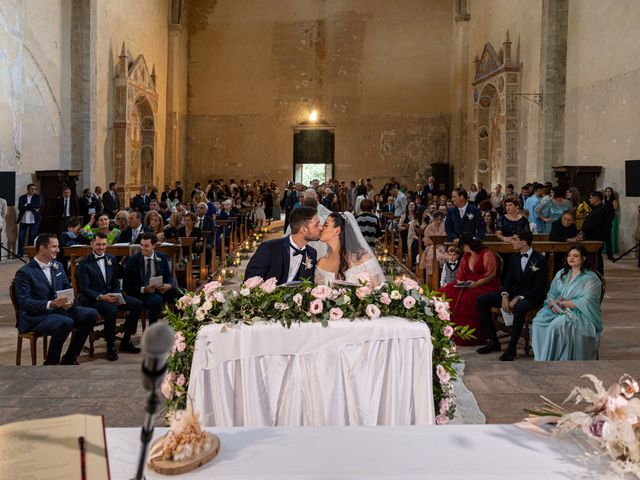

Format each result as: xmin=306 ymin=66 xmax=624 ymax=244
xmin=466 ymin=213 xmax=474 ymax=220
xmin=303 ymin=256 xmax=314 ymax=270
xmin=155 ymin=256 xmax=161 ymax=263
xmin=106 ymin=258 xmax=113 ymax=266
xmin=51 ymin=262 xmax=59 ymax=271
xmin=531 ymin=263 xmax=539 ymax=272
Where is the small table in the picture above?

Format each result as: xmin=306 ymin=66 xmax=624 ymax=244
xmin=188 ymin=317 xmax=434 ymax=427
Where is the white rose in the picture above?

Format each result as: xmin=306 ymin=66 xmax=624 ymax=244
xmin=239 ymin=288 xmax=250 ymax=297
xmin=390 ymin=290 xmax=402 ymax=300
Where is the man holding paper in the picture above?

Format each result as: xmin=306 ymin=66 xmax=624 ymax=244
xmin=476 ymin=230 xmax=547 ymax=361
xmin=77 ymin=232 xmax=143 ymax=361
xmin=13 ymin=233 xmax=98 ymax=365
xmin=123 ymin=233 xmax=176 ymax=325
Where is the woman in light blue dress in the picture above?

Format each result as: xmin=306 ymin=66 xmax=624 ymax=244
xmin=532 ymin=245 xmax=602 ymax=361
xmin=536 ymin=186 xmax=572 ymax=234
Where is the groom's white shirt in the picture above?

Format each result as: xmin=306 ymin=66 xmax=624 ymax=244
xmin=287 ymin=238 xmax=305 ymax=283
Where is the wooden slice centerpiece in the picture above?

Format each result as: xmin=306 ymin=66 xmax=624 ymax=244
xmin=148 ymin=432 xmax=220 ymax=475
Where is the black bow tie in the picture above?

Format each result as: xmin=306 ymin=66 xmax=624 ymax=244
xmin=521 ymin=253 xmax=529 ymax=258
xmin=291 ymin=245 xmax=305 ymax=256
xmin=94 ymin=255 xmax=105 ymax=261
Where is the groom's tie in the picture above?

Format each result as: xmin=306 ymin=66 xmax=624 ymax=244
xmin=290 ymin=245 xmax=305 ymax=256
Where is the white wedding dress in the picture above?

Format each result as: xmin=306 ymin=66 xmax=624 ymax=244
xmin=315 ymin=259 xmax=386 ymax=286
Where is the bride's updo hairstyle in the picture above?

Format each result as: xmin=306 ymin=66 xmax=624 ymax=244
xmin=328 ymin=212 xmax=369 ymax=280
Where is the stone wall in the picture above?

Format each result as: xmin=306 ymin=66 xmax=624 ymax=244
xmin=463 ymin=0 xmax=543 ymax=187
xmin=92 ymin=0 xmax=170 ymax=191
xmin=186 ymin=0 xmax=454 ymax=188
xmin=564 ymin=0 xmax=640 ymax=250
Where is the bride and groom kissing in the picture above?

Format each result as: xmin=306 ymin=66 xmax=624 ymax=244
xmin=245 ymin=207 xmax=385 ymax=286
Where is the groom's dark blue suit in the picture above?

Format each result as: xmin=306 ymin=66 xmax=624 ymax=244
xmin=244 ymin=236 xmax=317 ymax=285
xmin=14 ymin=259 xmax=98 ymax=364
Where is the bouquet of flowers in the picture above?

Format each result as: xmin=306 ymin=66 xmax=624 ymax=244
xmin=525 ymin=374 xmax=640 ymax=477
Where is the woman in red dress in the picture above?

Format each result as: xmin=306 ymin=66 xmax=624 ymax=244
xmin=440 ymin=233 xmax=500 ymax=346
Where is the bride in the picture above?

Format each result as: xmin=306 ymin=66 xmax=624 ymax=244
xmin=314 ymin=212 xmax=386 ymax=286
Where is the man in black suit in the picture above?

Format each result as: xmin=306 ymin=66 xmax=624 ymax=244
xmin=17 ymin=183 xmax=41 ymax=257
xmin=55 ymin=187 xmax=79 ymax=223
xmin=123 ymin=233 xmax=177 ymax=325
xmin=476 ymin=230 xmax=547 ymax=361
xmin=13 ymin=233 xmax=98 ymax=365
xmin=118 ymin=212 xmax=150 ymax=244
xmin=444 ymin=188 xmax=486 ymax=241
xmin=425 ymin=176 xmax=439 ymax=196
xmin=582 ymin=191 xmax=607 ymax=274
xmin=102 ymin=182 xmax=120 ymax=217
xmin=475 ymin=182 xmax=488 ymax=205
xmin=77 ymin=233 xmax=143 ymax=361
xmin=245 ymin=207 xmax=320 ymax=285
xmin=78 ymin=188 xmax=99 ymax=224
xmin=132 ymin=185 xmax=150 ymax=214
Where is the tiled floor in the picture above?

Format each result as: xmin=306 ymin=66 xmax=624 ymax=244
xmin=0 ymin=236 xmax=638 ymax=426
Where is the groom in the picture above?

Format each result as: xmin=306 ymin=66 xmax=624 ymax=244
xmin=245 ymin=207 xmax=321 ymax=284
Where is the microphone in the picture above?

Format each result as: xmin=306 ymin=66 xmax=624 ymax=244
xmin=132 ymin=323 xmax=175 ymax=480
xmin=141 ymin=323 xmax=175 ymax=392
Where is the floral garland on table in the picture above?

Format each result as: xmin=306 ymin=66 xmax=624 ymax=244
xmin=525 ymin=374 xmax=640 ymax=477
xmin=163 ymin=273 xmax=473 ymax=425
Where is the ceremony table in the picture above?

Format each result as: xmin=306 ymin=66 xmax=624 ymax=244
xmin=106 ymin=424 xmax=614 ymax=479
xmin=188 ymin=317 xmax=434 ymax=427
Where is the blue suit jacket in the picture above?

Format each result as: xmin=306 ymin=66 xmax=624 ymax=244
xmin=76 ymin=253 xmax=120 ymax=303
xmin=444 ymin=204 xmax=486 ymax=241
xmin=123 ymin=251 xmax=174 ymax=295
xmin=17 ymin=193 xmax=41 ymax=224
xmin=244 ymin=236 xmax=317 ymax=285
xmin=14 ymin=259 xmax=71 ymax=332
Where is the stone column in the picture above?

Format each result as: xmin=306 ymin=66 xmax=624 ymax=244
xmin=537 ymin=0 xmax=568 ymax=181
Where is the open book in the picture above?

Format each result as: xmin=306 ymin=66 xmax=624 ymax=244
xmin=0 ymin=414 xmax=110 ymax=479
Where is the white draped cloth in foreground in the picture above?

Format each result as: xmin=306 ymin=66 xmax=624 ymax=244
xmin=188 ymin=317 xmax=434 ymax=426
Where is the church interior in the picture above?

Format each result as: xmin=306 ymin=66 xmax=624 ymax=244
xmin=0 ymin=0 xmax=640 ymax=477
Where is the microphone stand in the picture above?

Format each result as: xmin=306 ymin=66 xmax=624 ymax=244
xmin=132 ymin=363 xmax=166 ymax=480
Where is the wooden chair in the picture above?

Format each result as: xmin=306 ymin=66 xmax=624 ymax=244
xmin=10 ymin=280 xmax=49 ymax=366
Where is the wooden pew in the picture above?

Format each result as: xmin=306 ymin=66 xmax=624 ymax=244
xmin=424 ymin=237 xmax=604 ymax=291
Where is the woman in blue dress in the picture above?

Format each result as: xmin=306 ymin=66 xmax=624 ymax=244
xmin=537 ymin=186 xmax=572 ymax=234
xmin=532 ymin=244 xmax=603 ymax=361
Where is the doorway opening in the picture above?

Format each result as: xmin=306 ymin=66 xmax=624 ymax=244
xmin=293 ymin=128 xmax=334 ymax=185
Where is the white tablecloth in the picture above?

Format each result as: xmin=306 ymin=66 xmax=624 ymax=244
xmin=106 ymin=425 xmax=617 ymax=479
xmin=188 ymin=317 xmax=434 ymax=426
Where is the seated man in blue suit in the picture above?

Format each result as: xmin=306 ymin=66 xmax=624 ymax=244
xmin=77 ymin=232 xmax=143 ymax=361
xmin=13 ymin=233 xmax=98 ymax=365
xmin=123 ymin=233 xmax=177 ymax=325
xmin=444 ymin=188 xmax=486 ymax=241
xmin=244 ymin=207 xmax=320 ymax=284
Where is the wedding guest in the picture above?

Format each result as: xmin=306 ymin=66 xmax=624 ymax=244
xmin=178 ymin=212 xmax=203 ymax=255
xmin=17 ymin=183 xmax=41 ymax=258
xmin=506 ymin=184 xmax=515 ymax=197
xmin=476 ymin=230 xmax=547 ymax=361
xmin=78 ymin=188 xmax=99 ymax=224
xmin=253 ymin=195 xmax=267 ymax=228
xmin=123 ymin=233 xmax=177 ymax=325
xmin=419 ymin=210 xmax=448 ymax=278
xmin=102 ymin=182 xmax=120 ymax=217
xmin=13 ymin=233 xmax=98 ymax=365
xmin=603 ymin=187 xmax=619 ymax=260
xmin=144 ymin=210 xmax=165 ymax=240
xmin=407 ymin=208 xmax=428 ymax=267
xmin=475 ymin=182 xmax=489 ymax=205
xmin=567 ymin=187 xmax=591 ymax=231
xmin=426 ymin=176 xmax=439 ymax=196
xmin=582 ymin=191 xmax=607 ymax=274
xmin=76 ymin=233 xmax=142 ymax=361
xmin=524 ymin=183 xmax=545 ymax=234
xmin=62 ymin=218 xmax=84 ymax=247
xmin=114 ymin=210 xmax=130 ymax=233
xmin=439 ymin=233 xmax=500 ymax=346
xmin=160 ymin=184 xmax=172 ymax=203
xmin=536 ymin=186 xmax=572 ymax=234
xmin=163 ymin=212 xmax=182 ymax=241
xmin=483 ymin=210 xmax=496 ymax=234
xmin=55 ymin=187 xmax=78 ymax=224
xmin=490 ymin=184 xmax=505 ymax=210
xmin=355 ymin=199 xmax=382 ymax=250
xmin=91 ymin=186 xmax=104 ymax=216
xmin=440 ymin=245 xmax=461 ymax=287
xmin=532 ymin=245 xmax=602 ymax=361
xmin=354 ymin=185 xmax=368 ymax=215
xmin=132 ymin=185 xmax=151 ymax=214
xmin=391 ymin=188 xmax=408 ymax=217
xmin=444 ymin=188 xmax=485 ymax=241
xmin=549 ymin=211 xmax=581 ymax=242
xmin=82 ymin=213 xmax=121 ymax=244
xmin=119 ymin=211 xmax=150 ymax=244
xmin=468 ymin=184 xmax=479 ymax=205
xmin=495 ymin=196 xmax=529 ymax=242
